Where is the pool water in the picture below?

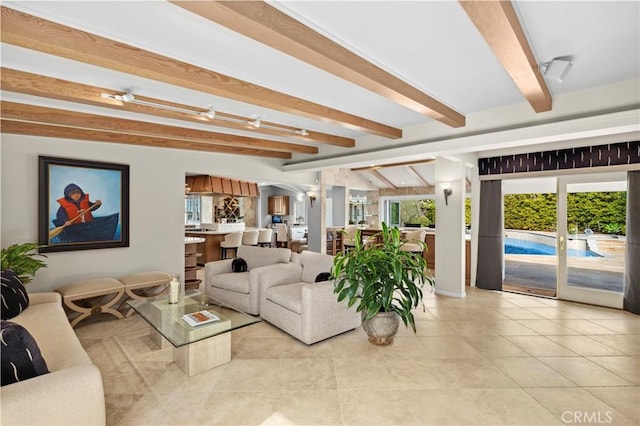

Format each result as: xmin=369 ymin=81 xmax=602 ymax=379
xmin=504 ymin=237 xmax=602 ymax=257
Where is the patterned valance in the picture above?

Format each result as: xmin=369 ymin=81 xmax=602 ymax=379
xmin=479 ymin=141 xmax=639 ymax=176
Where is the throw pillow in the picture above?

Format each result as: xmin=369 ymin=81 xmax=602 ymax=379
xmin=315 ymin=272 xmax=332 ymax=283
xmin=232 ymin=258 xmax=248 ymax=273
xmin=1 ymin=269 xmax=29 ymax=320
xmin=1 ymin=320 xmax=49 ymax=386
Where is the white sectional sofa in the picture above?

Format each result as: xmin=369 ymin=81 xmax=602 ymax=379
xmin=1 ymin=292 xmax=106 ymax=425
xmin=259 ymin=251 xmax=361 ymax=344
xmin=205 ymin=245 xmax=292 ymax=315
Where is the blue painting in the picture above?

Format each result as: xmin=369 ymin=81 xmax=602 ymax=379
xmin=39 ymin=156 xmax=129 ymax=253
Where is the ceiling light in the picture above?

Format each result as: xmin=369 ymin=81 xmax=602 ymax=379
xmin=200 ymin=108 xmax=216 ymax=120
xmin=113 ymin=91 xmax=135 ymax=103
xmin=540 ymin=57 xmax=573 ymax=83
xmin=294 ymin=129 xmax=309 ymax=136
xmin=248 ymin=118 xmax=261 ymax=128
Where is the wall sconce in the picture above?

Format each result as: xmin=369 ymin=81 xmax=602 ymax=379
xmin=441 ymin=183 xmax=453 ymax=206
xmin=307 ymin=191 xmax=317 ymax=207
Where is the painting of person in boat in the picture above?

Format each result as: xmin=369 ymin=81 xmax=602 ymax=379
xmin=50 ymin=183 xmax=119 ymax=244
xmin=39 ymin=156 xmax=129 ymax=252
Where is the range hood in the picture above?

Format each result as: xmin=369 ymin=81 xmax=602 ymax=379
xmin=186 ymin=175 xmax=259 ymax=197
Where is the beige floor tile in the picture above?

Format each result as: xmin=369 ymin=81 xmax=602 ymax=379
xmin=538 ymin=357 xmax=634 ymax=386
xmin=551 ymin=319 xmax=621 ymax=335
xmin=462 ymin=335 xmax=530 ymax=358
xmin=492 ymin=319 xmax=541 ymax=336
xmin=505 ymin=335 xmax=580 ymax=356
xmin=505 ymin=298 xmax=556 ymax=309
xmin=232 ymin=336 xmax=287 ymax=359
xmin=413 ymin=320 xmax=459 ymax=336
xmin=275 ymin=358 xmax=337 ymax=390
xmin=406 ymin=388 xmax=561 ymax=425
xmin=104 ymin=392 xmax=144 ymax=426
xmin=490 ymin=357 xmax=576 ymax=387
xmin=448 ymin=320 xmax=500 ymax=336
xmin=497 ymin=307 xmax=546 ymax=319
xmin=333 ymin=357 xmax=398 ymax=391
xmin=437 ymin=362 xmax=519 ymax=389
xmin=591 ymin=334 xmax=640 ymax=356
xmin=526 ymin=307 xmax=582 ymax=319
xmin=419 ymin=336 xmax=485 ymax=359
xmin=586 ymin=356 xmax=640 ymax=384
xmin=516 ymin=319 xmax=581 ymax=335
xmin=547 ymin=335 xmax=626 ymax=356
xmin=198 ymin=391 xmax=276 ymax=425
xmin=583 ymin=386 xmax=640 ymax=423
xmin=214 ymin=359 xmax=282 ymax=391
xmin=339 ymin=389 xmax=421 ymax=425
xmin=590 ymin=319 xmax=640 ymax=334
xmin=118 ymin=390 xmax=212 ymax=425
xmin=281 ymin=335 xmax=335 ymax=358
xmin=329 ymin=331 xmax=385 ymax=359
xmin=525 ymin=387 xmax=633 ymax=425
xmin=270 ymin=390 xmax=342 ymax=425
xmin=377 ymin=335 xmax=428 ymax=358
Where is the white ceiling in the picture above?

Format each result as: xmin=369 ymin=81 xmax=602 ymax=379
xmin=2 ymin=1 xmax=639 ymax=189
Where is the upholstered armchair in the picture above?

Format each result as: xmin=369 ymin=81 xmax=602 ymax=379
xmin=259 ymin=251 xmax=361 ymax=344
xmin=205 ymin=245 xmax=292 ymax=315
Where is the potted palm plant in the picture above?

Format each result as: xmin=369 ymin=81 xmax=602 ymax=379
xmin=332 ymin=222 xmax=435 ymax=345
xmin=1 ymin=242 xmax=47 ymax=284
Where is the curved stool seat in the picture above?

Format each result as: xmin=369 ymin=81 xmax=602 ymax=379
xmin=220 ymin=231 xmax=243 ymax=259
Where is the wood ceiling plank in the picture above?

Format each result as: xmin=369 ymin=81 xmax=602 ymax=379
xmin=172 ymin=1 xmax=466 ymax=128
xmin=0 ymin=120 xmax=291 ymax=159
xmin=351 ymin=158 xmax=435 ymax=172
xmin=1 ymin=101 xmax=316 ymax=154
xmin=459 ymin=0 xmax=552 ymax=112
xmin=1 ymin=67 xmax=355 ymax=148
xmin=408 ymin=166 xmax=432 ymax=187
xmin=0 ymin=6 xmax=401 ymax=139
xmin=371 ymin=169 xmax=397 ymax=189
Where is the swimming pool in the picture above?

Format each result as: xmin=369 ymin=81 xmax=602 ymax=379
xmin=504 ymin=237 xmax=601 ymax=257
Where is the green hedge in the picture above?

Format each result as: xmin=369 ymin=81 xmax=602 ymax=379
xmin=398 ymin=192 xmax=626 ymax=235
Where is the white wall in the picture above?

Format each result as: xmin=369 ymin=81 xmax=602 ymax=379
xmin=1 ymin=135 xmax=316 ymax=293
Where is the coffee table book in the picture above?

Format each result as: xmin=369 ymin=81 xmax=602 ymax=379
xmin=182 ymin=310 xmax=220 ymax=327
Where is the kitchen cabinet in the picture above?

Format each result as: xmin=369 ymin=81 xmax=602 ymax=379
xmin=268 ymin=195 xmax=289 ymax=215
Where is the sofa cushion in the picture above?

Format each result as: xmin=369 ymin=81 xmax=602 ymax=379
xmin=232 ymin=258 xmax=248 ymax=273
xmin=1 ymin=270 xmax=29 ymax=320
xmin=266 ymin=282 xmax=304 ymax=314
xmin=299 ymin=251 xmax=335 ymax=284
xmin=1 ymin=320 xmax=49 ymax=386
xmin=237 ymin=245 xmax=291 ymax=271
xmin=210 ymin=272 xmax=250 ymax=294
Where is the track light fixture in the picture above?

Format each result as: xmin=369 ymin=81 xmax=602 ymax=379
xmin=101 ymin=91 xmax=312 ymax=137
xmin=540 ymin=57 xmax=573 ymax=83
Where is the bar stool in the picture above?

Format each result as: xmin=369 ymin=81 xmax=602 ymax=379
xmin=275 ymin=223 xmax=289 ymax=248
xmin=257 ymin=229 xmax=273 ymax=247
xmin=220 ymin=231 xmax=243 ymax=259
xmin=242 ymin=230 xmax=259 ymax=246
xmin=342 ymin=225 xmax=358 ymax=252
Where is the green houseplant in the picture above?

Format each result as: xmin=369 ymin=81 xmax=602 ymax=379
xmin=1 ymin=242 xmax=47 ymax=284
xmin=332 ymin=222 xmax=435 ymax=345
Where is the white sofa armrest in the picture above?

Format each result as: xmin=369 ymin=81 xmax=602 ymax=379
xmin=1 ymin=365 xmax=106 ymax=425
xmin=205 ymin=259 xmax=233 ymax=283
xmin=27 ymin=292 xmax=62 ymax=306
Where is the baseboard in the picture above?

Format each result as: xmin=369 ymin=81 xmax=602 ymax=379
xmin=435 ymin=289 xmax=466 ymax=298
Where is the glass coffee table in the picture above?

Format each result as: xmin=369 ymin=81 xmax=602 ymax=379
xmin=127 ymin=290 xmax=260 ymax=376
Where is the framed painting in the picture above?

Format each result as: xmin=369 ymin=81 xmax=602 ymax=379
xmin=38 ymin=156 xmax=129 ymax=253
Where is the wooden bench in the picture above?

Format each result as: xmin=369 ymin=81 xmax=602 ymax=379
xmin=56 ymin=271 xmax=171 ymax=327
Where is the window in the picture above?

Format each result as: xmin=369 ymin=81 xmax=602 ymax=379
xmin=185 ymin=194 xmax=201 ymax=225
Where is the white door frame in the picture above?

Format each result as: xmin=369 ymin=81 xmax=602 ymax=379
xmin=556 ymin=174 xmax=625 ymax=309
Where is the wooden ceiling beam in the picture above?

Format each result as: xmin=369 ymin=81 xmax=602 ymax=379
xmin=0 ymin=120 xmax=290 ymax=159
xmin=408 ymin=166 xmax=432 ymax=187
xmin=370 ymin=169 xmax=397 ymax=189
xmin=172 ymin=1 xmax=465 ymax=128
xmin=351 ymin=158 xmax=435 ymax=172
xmin=0 ymin=6 xmax=401 ymax=139
xmin=459 ymin=0 xmax=552 ymax=112
xmin=1 ymin=67 xmax=354 ymax=148
xmin=1 ymin=101 xmax=317 ymax=154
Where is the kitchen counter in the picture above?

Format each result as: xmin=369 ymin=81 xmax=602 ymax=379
xmin=185 ymin=236 xmax=205 ymax=244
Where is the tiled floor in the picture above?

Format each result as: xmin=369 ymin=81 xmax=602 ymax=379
xmin=76 ymin=287 xmax=639 ymax=425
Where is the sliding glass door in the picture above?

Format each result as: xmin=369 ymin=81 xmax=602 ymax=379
xmin=556 ymin=174 xmax=626 ymax=308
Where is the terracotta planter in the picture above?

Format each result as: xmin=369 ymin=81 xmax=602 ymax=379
xmin=362 ymin=311 xmax=399 ymax=346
